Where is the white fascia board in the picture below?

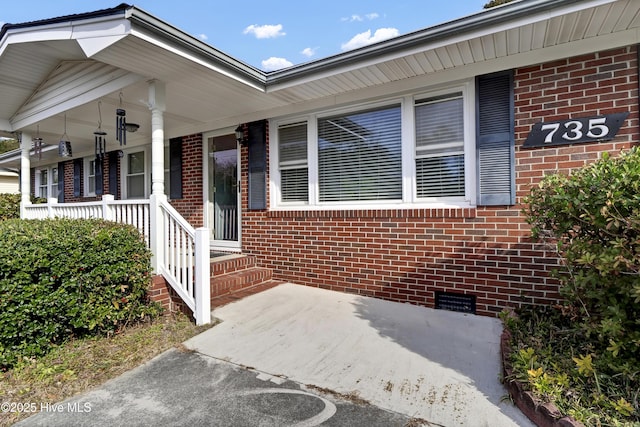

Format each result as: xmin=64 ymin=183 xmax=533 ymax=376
xmin=129 ymin=28 xmax=266 ymax=92
xmin=0 ymin=15 xmax=129 ymax=57
xmin=265 ymin=0 xmax=621 ymax=92
xmin=73 ymin=19 xmax=131 ymax=57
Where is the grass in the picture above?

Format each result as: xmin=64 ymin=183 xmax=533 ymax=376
xmin=0 ymin=314 xmax=214 ymax=427
xmin=502 ymin=306 xmax=640 ymax=427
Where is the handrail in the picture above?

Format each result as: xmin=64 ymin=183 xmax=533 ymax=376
xmin=157 ymin=198 xmax=210 ymax=325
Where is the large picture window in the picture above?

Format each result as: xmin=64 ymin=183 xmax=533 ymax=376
xmin=318 ymin=105 xmax=401 ymax=202
xmin=270 ymin=83 xmax=492 ymax=209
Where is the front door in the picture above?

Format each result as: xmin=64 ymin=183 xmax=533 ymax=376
xmin=207 ymin=133 xmax=240 ymax=249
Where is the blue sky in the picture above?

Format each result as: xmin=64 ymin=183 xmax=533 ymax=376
xmin=0 ymin=1 xmax=489 ymax=71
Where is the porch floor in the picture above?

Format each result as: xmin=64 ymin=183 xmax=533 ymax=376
xmin=186 ymin=282 xmax=534 ymax=427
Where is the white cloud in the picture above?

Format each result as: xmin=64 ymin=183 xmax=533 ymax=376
xmin=301 ymin=47 xmax=317 ymax=58
xmin=341 ymin=13 xmax=379 ymax=23
xmin=341 ymin=27 xmax=400 ymax=51
xmin=243 ymin=24 xmax=286 ymax=39
xmin=261 ymin=57 xmax=293 ymax=71
xmin=199 ymin=33 xmax=208 ymax=41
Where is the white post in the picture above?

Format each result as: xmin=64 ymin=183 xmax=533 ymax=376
xmin=149 ymin=193 xmax=167 ymax=274
xmin=148 ymin=79 xmax=166 ymax=197
xmin=194 ymin=227 xmax=211 ymax=325
xmin=47 ymin=197 xmax=58 ymax=218
xmin=19 ymin=132 xmax=31 ymax=219
xmin=101 ymin=194 xmax=115 ymax=221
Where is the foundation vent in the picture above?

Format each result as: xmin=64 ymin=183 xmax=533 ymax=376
xmin=435 ymin=291 xmax=476 ymax=314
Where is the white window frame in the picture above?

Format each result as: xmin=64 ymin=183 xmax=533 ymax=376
xmin=84 ymin=157 xmax=97 ymax=197
xmin=121 ymin=147 xmax=150 ymax=199
xmin=270 ymin=80 xmax=476 ymax=211
xmin=35 ymin=165 xmax=59 ymax=199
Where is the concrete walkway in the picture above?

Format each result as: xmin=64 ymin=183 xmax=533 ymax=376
xmin=186 ymin=283 xmax=533 ymax=426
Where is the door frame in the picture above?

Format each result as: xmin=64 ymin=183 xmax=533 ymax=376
xmin=203 ymin=128 xmax=242 ymax=252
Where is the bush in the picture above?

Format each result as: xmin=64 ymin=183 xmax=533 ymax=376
xmin=0 ymin=193 xmax=20 ymax=221
xmin=0 ymin=218 xmax=162 ymax=369
xmin=522 ymin=147 xmax=640 ymax=422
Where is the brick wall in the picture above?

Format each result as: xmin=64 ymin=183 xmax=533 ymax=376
xmin=237 ymin=46 xmax=639 ymax=317
xmin=169 ymin=133 xmax=204 ymax=227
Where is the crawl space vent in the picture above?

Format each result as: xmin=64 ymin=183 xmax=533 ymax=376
xmin=435 ymin=291 xmax=476 ymax=314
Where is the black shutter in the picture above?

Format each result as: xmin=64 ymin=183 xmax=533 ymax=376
xmin=73 ymin=159 xmax=82 ymax=197
xmin=476 ymin=71 xmax=515 ymax=206
xmin=247 ymin=121 xmax=267 ymax=210
xmin=30 ymin=167 xmax=35 ymax=198
xmin=57 ymin=162 xmax=65 ymax=203
xmin=108 ymin=151 xmax=119 ymax=199
xmin=169 ymin=137 xmax=183 ymax=199
xmin=95 ymin=156 xmax=104 ymax=196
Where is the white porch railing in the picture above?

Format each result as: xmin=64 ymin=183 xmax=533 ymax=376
xmin=23 ymin=195 xmax=151 ymax=247
xmin=22 ymin=194 xmax=211 ymax=325
xmin=155 ymin=196 xmax=210 ymax=325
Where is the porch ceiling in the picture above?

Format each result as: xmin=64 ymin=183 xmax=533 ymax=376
xmin=0 ymin=0 xmax=638 ymax=170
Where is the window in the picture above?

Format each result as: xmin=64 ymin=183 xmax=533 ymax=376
xmin=126 ymin=151 xmax=146 ymax=199
xmin=415 ymin=93 xmax=465 ymax=198
xmin=37 ymin=166 xmax=58 ymax=199
xmin=318 ymin=105 xmax=402 ymax=202
xmin=278 ymin=122 xmax=308 ymax=202
xmin=85 ymin=158 xmax=96 ymax=196
xmin=270 ymin=83 xmax=492 ymax=209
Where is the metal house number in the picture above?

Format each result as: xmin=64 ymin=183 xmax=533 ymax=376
xmin=523 ymin=112 xmax=629 ymax=148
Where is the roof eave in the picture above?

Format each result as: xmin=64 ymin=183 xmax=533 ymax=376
xmin=265 ymin=0 xmax=610 ymax=88
xmin=125 ymin=6 xmax=268 ymax=89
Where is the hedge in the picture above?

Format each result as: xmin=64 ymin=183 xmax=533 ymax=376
xmin=0 ymin=218 xmax=162 ymax=369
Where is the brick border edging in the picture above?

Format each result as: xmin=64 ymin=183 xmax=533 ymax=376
xmin=500 ymin=329 xmax=584 ymax=427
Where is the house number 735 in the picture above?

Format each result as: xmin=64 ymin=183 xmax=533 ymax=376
xmin=523 ymin=112 xmax=629 ymax=148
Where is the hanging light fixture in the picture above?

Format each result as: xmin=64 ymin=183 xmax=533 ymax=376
xmin=34 ymin=125 xmax=43 ymax=160
xmin=116 ymin=91 xmax=139 ymax=145
xmin=58 ymin=114 xmax=72 ymax=158
xmin=94 ymin=101 xmax=107 ymax=160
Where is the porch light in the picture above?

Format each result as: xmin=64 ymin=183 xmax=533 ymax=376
xmin=125 ymin=122 xmax=139 ymax=133
xmin=235 ymin=125 xmax=247 ymax=144
xmin=94 ymin=101 xmax=107 ymax=160
xmin=115 ymin=91 xmax=140 ymax=144
xmin=58 ymin=114 xmax=72 ymax=158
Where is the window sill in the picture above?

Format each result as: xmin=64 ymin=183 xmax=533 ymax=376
xmin=267 ymin=205 xmax=477 ymax=219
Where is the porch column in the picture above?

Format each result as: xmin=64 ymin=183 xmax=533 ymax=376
xmin=148 ymin=80 xmax=166 ymax=273
xmin=19 ymin=132 xmax=31 ymax=218
xmin=148 ymin=79 xmax=166 ymax=196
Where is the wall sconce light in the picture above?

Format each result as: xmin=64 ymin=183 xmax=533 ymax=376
xmin=235 ymin=124 xmax=247 ymax=145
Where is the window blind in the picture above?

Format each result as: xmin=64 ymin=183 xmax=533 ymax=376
xmin=318 ymin=105 xmax=401 ymax=202
xmin=415 ymin=94 xmax=465 ymax=198
xmin=278 ymin=122 xmax=308 ymax=202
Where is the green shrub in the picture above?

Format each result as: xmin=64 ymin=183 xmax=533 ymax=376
xmin=523 ymin=147 xmax=640 ymax=422
xmin=0 ymin=193 xmax=21 ymax=221
xmin=0 ymin=218 xmax=162 ymax=369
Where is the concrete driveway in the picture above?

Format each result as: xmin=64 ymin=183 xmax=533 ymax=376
xmin=186 ymin=283 xmax=533 ymax=427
